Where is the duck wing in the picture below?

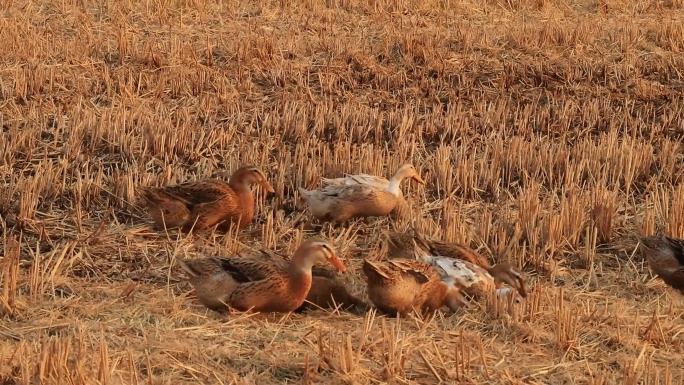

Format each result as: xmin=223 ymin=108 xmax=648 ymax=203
xmin=155 ymin=179 xmax=232 ymax=206
xmin=409 ymin=228 xmax=491 ymax=268
xmin=320 ymin=178 xmax=345 ymax=187
xmin=664 ymin=236 xmax=684 ymax=266
xmin=177 ymin=256 xmax=280 ymax=283
xmin=364 ymin=259 xmax=433 ymax=285
xmin=347 ymin=174 xmax=390 ymax=189
xmin=322 ymin=174 xmax=390 ymax=189
xmin=251 ymin=248 xmax=338 ymax=278
xmin=389 ymin=260 xmax=433 ymax=284
xmin=427 ymin=241 xmax=491 ymax=268
xmin=319 ymin=184 xmax=378 ymax=199
xmin=423 ymin=256 xmax=489 ymax=286
xmin=213 ymin=257 xmax=283 ymax=283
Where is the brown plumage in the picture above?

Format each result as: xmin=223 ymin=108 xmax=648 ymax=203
xmin=384 ymin=228 xmax=491 ymax=268
xmin=253 ymin=248 xmax=368 ymax=314
xmin=298 ymin=164 xmax=424 ymax=224
xmin=138 ymin=166 xmax=275 ymax=232
xmin=383 ymin=229 xmax=527 ymax=301
xmin=638 ymin=234 xmax=684 ymax=293
xmin=426 ymin=258 xmax=526 ymax=302
xmin=176 ymin=240 xmax=346 ymax=313
xmin=362 ymin=258 xmax=467 ymax=316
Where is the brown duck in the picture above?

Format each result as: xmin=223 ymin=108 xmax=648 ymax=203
xmin=176 ymin=240 xmax=347 ymax=313
xmin=638 ymin=234 xmax=684 ymax=293
xmin=362 ymin=258 xmax=468 ymax=316
xmin=139 ymin=166 xmax=274 ymax=232
xmin=253 ymin=249 xmax=368 ymax=314
xmin=384 ymin=229 xmax=527 ymax=301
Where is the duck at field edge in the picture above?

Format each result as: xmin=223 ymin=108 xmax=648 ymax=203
xmin=638 ymin=234 xmax=684 ymax=293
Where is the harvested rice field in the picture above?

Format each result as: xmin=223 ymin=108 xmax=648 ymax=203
xmin=1 ymin=0 xmax=684 ymax=383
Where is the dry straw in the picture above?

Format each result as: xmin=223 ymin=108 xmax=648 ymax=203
xmin=1 ymin=0 xmax=684 ymax=383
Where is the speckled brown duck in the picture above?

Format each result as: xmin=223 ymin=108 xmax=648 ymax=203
xmin=384 ymin=229 xmax=527 ymax=302
xmin=253 ymin=248 xmax=368 ymax=314
xmin=362 ymin=258 xmax=468 ymax=316
xmin=176 ymin=240 xmax=347 ymax=313
xmin=298 ymin=164 xmax=424 ymax=224
xmin=638 ymin=234 xmax=684 ymax=293
xmin=138 ymin=166 xmax=274 ymax=232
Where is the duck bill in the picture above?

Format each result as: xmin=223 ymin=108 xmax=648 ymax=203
xmin=328 ymin=254 xmax=347 ymax=272
xmin=412 ymin=175 xmax=426 ymax=185
xmin=517 ymin=282 xmax=527 ymax=298
xmin=261 ymin=180 xmax=276 ymax=194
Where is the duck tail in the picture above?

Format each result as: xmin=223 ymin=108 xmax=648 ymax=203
xmin=297 ymin=187 xmax=312 ymax=199
xmin=136 ymin=186 xmax=162 ymax=205
xmin=176 ymin=257 xmax=201 ymax=278
xmin=320 ymin=177 xmax=342 ymax=186
xmin=362 ymin=258 xmax=388 ymax=280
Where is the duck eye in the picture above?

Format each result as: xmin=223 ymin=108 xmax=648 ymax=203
xmin=321 ymin=243 xmax=335 ymax=254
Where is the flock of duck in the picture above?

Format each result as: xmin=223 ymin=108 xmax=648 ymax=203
xmin=137 ymin=164 xmax=684 ymax=317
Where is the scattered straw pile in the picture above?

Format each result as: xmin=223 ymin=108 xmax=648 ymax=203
xmin=2 ymin=0 xmax=684 ymax=383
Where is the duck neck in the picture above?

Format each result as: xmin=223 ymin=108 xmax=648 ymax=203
xmin=485 ymin=267 xmax=499 ymax=283
xmin=287 ymin=249 xmax=315 ymax=297
xmin=385 ymin=175 xmax=403 ymax=197
xmin=229 ymin=179 xmax=255 ymax=211
xmin=229 ymin=178 xmax=251 ymax=193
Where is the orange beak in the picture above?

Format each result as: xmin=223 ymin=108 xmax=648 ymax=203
xmin=327 ymin=253 xmax=347 ymax=272
xmin=412 ymin=174 xmax=426 ymax=184
xmin=261 ymin=180 xmax=275 ymax=194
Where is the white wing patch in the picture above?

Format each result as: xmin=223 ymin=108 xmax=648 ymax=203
xmin=318 ymin=184 xmax=377 ymax=199
xmin=322 ymin=174 xmax=390 ymax=189
xmin=417 ymin=255 xmax=524 ymax=305
xmin=349 ymin=174 xmax=390 ymax=189
xmin=423 ymin=256 xmax=490 ymax=289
